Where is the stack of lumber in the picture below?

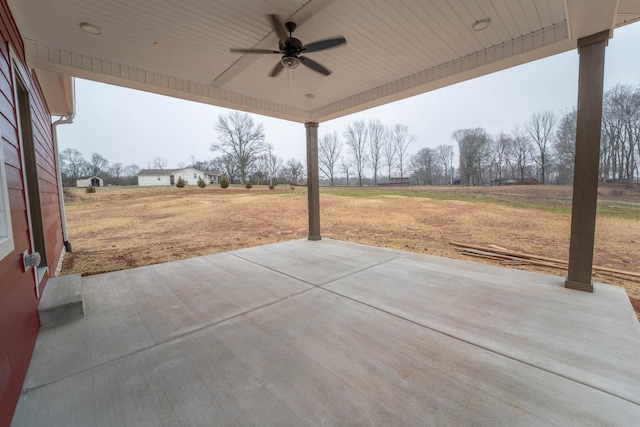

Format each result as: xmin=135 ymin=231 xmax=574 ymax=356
xmin=449 ymin=241 xmax=640 ymax=281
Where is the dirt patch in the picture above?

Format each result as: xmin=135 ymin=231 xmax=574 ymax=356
xmin=61 ymin=185 xmax=640 ymax=322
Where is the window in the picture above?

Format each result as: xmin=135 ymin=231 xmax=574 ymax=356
xmin=0 ymin=129 xmax=15 ymax=260
xmin=193 ymin=173 xmax=197 ymax=178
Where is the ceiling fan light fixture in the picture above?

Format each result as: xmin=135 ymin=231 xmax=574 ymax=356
xmin=281 ymin=56 xmax=300 ymax=69
xmin=472 ymin=18 xmax=491 ymax=31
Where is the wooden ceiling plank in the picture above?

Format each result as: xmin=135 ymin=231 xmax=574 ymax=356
xmin=490 ymin=0 xmax=524 ymax=39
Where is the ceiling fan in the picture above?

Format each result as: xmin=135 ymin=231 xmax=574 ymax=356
xmin=230 ymin=14 xmax=347 ymax=77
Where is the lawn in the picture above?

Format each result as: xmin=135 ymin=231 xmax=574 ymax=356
xmin=60 ymin=184 xmax=640 ymax=320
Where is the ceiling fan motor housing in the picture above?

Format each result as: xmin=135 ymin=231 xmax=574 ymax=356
xmin=280 ymin=37 xmax=303 ymax=54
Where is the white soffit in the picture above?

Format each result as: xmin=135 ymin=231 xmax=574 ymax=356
xmin=33 ymin=69 xmax=75 ymax=117
xmin=7 ymin=0 xmax=640 ymax=123
xmin=565 ymin=0 xmax=619 ymax=39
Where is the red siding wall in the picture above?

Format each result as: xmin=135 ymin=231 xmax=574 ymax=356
xmin=0 ymin=0 xmax=63 ymax=424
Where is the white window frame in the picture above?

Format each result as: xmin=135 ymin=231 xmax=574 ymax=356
xmin=0 ymin=129 xmax=15 ymax=260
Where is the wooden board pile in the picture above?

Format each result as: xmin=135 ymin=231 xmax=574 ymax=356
xmin=449 ymin=241 xmax=640 ymax=281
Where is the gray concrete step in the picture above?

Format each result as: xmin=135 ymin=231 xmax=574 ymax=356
xmin=37 ymin=274 xmax=84 ymax=327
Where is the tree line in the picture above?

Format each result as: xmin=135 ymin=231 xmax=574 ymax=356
xmin=318 ymin=120 xmax=427 ymax=186
xmin=208 ymin=113 xmax=419 ymax=187
xmin=59 ymin=111 xmax=308 ymax=187
xmin=60 ymin=82 xmax=639 ymax=188
xmin=321 ymin=83 xmax=639 ymax=187
xmin=59 ymin=149 xmax=142 ymax=186
xmin=453 ymin=111 xmax=573 ymax=186
xmin=455 ymin=83 xmax=640 ymax=187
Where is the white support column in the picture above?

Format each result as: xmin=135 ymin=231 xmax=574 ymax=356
xmin=565 ymin=30 xmax=609 ymax=292
xmin=305 ymin=122 xmax=321 ymax=241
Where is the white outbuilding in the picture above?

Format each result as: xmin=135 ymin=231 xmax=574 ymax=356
xmin=76 ymin=176 xmax=103 ymax=188
xmin=137 ymin=168 xmax=220 ymax=186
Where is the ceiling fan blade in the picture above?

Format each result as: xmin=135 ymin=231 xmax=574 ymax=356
xmin=268 ymin=14 xmax=287 ymax=44
xmin=269 ymin=60 xmax=284 ymax=77
xmin=303 ymin=37 xmax=346 ymax=53
xmin=299 ymin=56 xmax=331 ymax=76
xmin=230 ymin=48 xmax=280 ymax=54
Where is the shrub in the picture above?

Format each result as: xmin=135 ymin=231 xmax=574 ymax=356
xmin=176 ymin=177 xmax=186 ymax=188
xmin=219 ymin=177 xmax=229 ymax=189
xmin=245 ymin=182 xmax=253 ymax=189
xmin=197 ymin=177 xmax=206 ymax=188
xmin=85 ymin=185 xmax=96 ymax=194
xmin=269 ymin=184 xmax=275 ymax=190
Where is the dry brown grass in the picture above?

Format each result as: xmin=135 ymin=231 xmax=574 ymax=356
xmin=61 ymin=184 xmax=640 ymax=321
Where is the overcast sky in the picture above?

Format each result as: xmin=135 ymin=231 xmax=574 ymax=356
xmin=56 ymin=23 xmax=640 ymax=169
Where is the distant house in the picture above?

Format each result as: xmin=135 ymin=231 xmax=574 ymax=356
xmin=137 ymin=168 xmax=220 ymax=186
xmin=76 ymin=176 xmax=103 ymax=188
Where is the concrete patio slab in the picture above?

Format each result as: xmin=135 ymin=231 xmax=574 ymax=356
xmin=322 ymin=252 xmax=640 ymax=405
xmin=12 ymin=239 xmax=640 ymax=426
xmin=22 ymin=253 xmax=312 ymax=390
xmin=231 ymin=238 xmax=405 ymax=285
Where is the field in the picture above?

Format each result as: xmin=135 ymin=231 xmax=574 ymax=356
xmin=60 ymin=184 xmax=640 ymax=321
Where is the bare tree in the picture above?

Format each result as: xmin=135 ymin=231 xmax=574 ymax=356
xmin=60 ymin=148 xmax=89 ymax=184
xmin=150 ymin=156 xmax=167 ymax=169
xmin=554 ymin=109 xmax=577 ymax=184
xmin=343 ymin=120 xmax=368 ymax=186
xmin=410 ymin=148 xmax=440 ymax=185
xmin=123 ymin=163 xmax=141 ymax=185
xmin=435 ymin=145 xmax=454 ymax=185
xmin=318 ymin=132 xmax=342 ymax=186
xmin=601 ymin=102 xmax=621 ymax=181
xmin=249 ymin=153 xmax=268 ymax=184
xmin=211 ymin=111 xmax=266 ymax=184
xmin=262 ymin=144 xmax=283 ymax=186
xmin=511 ymin=126 xmax=532 ymax=181
xmin=251 ymin=146 xmax=281 ymax=185
xmin=526 ymin=110 xmax=557 ymax=184
xmin=268 ymin=150 xmax=283 ymax=185
xmin=368 ymin=119 xmax=387 ymax=185
xmin=340 ymin=157 xmax=353 ymax=187
xmin=602 ymin=84 xmax=640 ymax=185
xmin=109 ymin=162 xmax=124 ymax=184
xmin=212 ymin=154 xmax=239 ymax=183
xmin=280 ymin=159 xmax=306 ymax=185
xmin=453 ymin=128 xmax=493 ymax=186
xmin=492 ymin=133 xmax=513 ymax=184
xmin=382 ymin=134 xmax=397 ymax=181
xmin=391 ymin=124 xmax=415 ymax=178
xmin=89 ymin=153 xmax=109 ymax=177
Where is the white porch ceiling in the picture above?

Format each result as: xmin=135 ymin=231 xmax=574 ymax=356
xmin=8 ymin=0 xmax=640 ymax=121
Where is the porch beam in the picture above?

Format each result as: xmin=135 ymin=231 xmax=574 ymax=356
xmin=565 ymin=30 xmax=609 ymax=292
xmin=306 ymin=122 xmax=321 ymax=240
